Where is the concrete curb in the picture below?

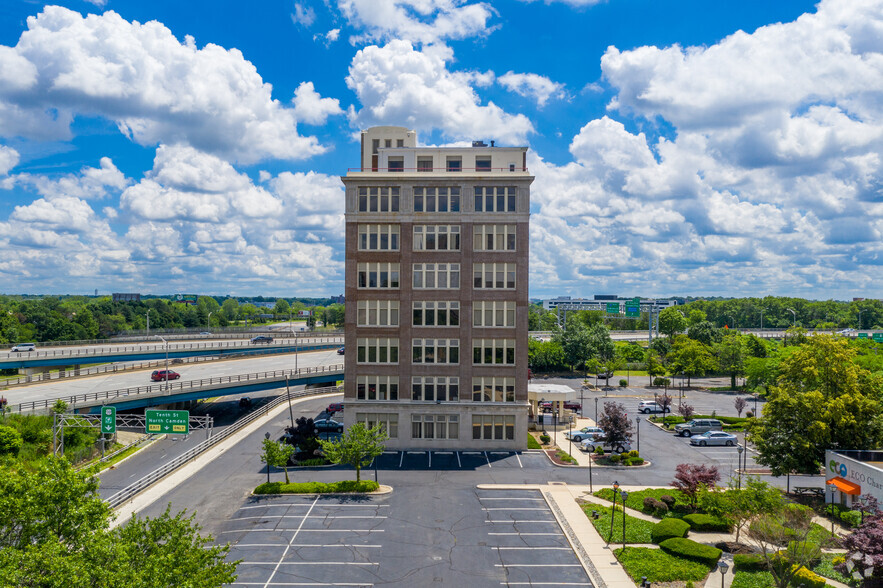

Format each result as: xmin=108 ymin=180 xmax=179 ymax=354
xmin=250 ymin=484 xmax=394 ymax=497
xmin=540 ymin=447 xmax=653 ymax=469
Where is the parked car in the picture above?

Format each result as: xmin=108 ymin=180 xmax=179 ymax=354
xmin=638 ymin=400 xmax=667 ymax=414
xmin=580 ymin=436 xmax=632 ymax=454
xmin=675 ymin=418 xmax=723 ymax=437
xmin=250 ymin=335 xmax=274 ymax=344
xmin=564 ymin=426 xmax=604 ymax=443
xmin=151 ymin=369 xmax=180 ymax=382
xmin=200 ymin=331 xmax=211 ymax=335
xmin=10 ymin=343 xmax=36 ymax=352
xmin=563 ymin=401 xmax=581 ymax=411
xmin=239 ymin=397 xmax=252 ymax=408
xmin=337 ymin=346 xmax=345 ymax=355
xmin=690 ymin=431 xmax=738 ymax=447
xmin=314 ymin=418 xmax=344 ymax=434
xmin=327 ymin=402 xmax=344 ymax=414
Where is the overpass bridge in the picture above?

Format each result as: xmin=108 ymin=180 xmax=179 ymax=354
xmin=14 ymin=362 xmax=344 ymax=414
xmin=0 ymin=335 xmax=342 ymax=370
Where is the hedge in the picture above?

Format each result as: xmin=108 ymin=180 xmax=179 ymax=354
xmin=651 ymin=518 xmax=691 ymax=544
xmin=792 ymin=565 xmax=827 ymax=588
xmin=659 ymin=538 xmax=722 ymax=567
xmin=787 ymin=541 xmax=821 ymax=566
xmin=254 ymin=480 xmax=380 ymax=494
xmin=683 ymin=513 xmax=732 ymax=532
xmin=734 ymin=554 xmax=767 ymax=573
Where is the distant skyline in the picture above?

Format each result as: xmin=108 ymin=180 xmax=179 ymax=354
xmin=1 ymin=0 xmax=880 ymax=299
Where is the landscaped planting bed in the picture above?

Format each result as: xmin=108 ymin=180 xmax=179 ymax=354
xmin=579 ymin=503 xmax=655 ymax=544
xmin=592 ymin=487 xmax=690 ymax=515
xmin=614 ymin=547 xmax=716 ymax=583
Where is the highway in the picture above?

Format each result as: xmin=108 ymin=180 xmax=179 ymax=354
xmin=2 ymin=348 xmax=341 ymax=410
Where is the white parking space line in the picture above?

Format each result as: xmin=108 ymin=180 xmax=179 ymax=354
xmin=495 ymin=564 xmax=582 ymax=567
xmin=398 ymin=452 xmax=404 ymax=468
xmin=462 ymin=451 xmax=481 ymax=455
xmin=495 ymin=547 xmax=571 ymax=550
xmin=484 ymin=451 xmax=492 ymax=467
xmin=515 ymin=452 xmax=523 ymax=468
xmin=232 ymin=515 xmax=387 ymax=521
xmin=483 ymin=507 xmax=539 ymax=510
xmin=263 ymin=496 xmax=319 ymax=588
xmin=490 ymin=451 xmax=509 ymax=455
xmin=222 ymin=529 xmax=385 ymax=534
xmin=233 ymin=544 xmax=381 ymax=548
xmin=244 ymin=562 xmax=378 ymax=566
xmin=502 ymin=583 xmax=591 ymax=586
xmin=486 ymin=520 xmax=558 ymax=523
xmin=233 ymin=583 xmax=374 ymax=586
xmin=237 ymin=504 xmax=389 ymax=510
xmin=479 ymin=497 xmax=545 ymax=501
xmin=429 ymin=452 xmax=431 ymax=468
xmin=488 ymin=532 xmax=563 ymax=536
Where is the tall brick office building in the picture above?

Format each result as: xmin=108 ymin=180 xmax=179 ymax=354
xmin=340 ymin=126 xmax=533 ymax=450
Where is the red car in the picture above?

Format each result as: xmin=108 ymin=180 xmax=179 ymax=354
xmin=327 ymin=402 xmax=344 ymax=414
xmin=151 ymin=369 xmax=180 ymax=382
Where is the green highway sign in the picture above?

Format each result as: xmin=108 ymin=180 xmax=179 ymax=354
xmin=625 ymin=304 xmax=641 ymax=318
xmin=101 ymin=406 xmax=116 ymax=434
xmin=146 ymin=409 xmax=190 ymax=434
xmin=606 ymin=302 xmax=620 ymax=315
xmin=859 ymin=332 xmax=868 ymax=339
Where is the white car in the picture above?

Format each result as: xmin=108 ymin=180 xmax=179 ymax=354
xmin=690 ymin=431 xmax=738 ymax=447
xmin=11 ymin=343 xmax=36 ymax=352
xmin=638 ymin=400 xmax=666 ymax=414
xmin=581 ymin=437 xmax=632 ymax=454
xmin=563 ymin=427 xmax=604 ymax=443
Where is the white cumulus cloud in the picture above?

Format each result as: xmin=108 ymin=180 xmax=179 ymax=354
xmin=498 ymin=71 xmax=566 ymax=107
xmin=337 ymin=0 xmax=496 ymax=45
xmin=292 ymin=81 xmax=345 ymax=125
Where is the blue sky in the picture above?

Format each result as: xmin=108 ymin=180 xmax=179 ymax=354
xmin=0 ymin=0 xmax=879 ymax=299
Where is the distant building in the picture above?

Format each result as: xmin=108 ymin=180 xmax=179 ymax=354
xmin=542 ymin=295 xmax=677 ymax=313
xmin=341 ymin=125 xmax=533 ymax=450
xmin=112 ymin=293 xmax=141 ymax=302
xmin=331 ymin=294 xmax=345 ymax=304
xmin=826 ymin=449 xmax=883 ymax=506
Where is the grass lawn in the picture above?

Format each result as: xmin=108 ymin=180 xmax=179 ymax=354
xmin=813 ymin=554 xmax=857 ymax=586
xmin=526 ymin=434 xmax=542 ymax=449
xmin=614 ymin=547 xmax=716 ymax=583
xmin=806 ymin=523 xmax=839 ymax=547
xmin=731 ymin=570 xmax=775 ymax=588
xmin=579 ymin=503 xmax=655 ymax=543
xmin=593 ymin=487 xmax=690 ymax=516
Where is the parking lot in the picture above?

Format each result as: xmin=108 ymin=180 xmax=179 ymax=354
xmin=219 ymin=486 xmax=591 ymax=588
xmin=370 ymin=450 xmax=549 ymax=470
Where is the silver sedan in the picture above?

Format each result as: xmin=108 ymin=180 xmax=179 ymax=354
xmin=689 ymin=431 xmax=738 ymax=447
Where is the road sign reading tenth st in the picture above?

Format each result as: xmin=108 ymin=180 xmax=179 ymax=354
xmin=146 ymin=409 xmax=190 ymax=434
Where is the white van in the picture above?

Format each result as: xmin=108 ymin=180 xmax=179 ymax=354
xmin=11 ymin=343 xmax=36 ymax=352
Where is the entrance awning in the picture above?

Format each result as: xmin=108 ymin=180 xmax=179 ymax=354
xmin=826 ymin=476 xmax=861 ymax=495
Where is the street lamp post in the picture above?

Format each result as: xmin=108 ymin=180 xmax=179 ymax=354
xmin=635 ymin=417 xmax=641 ymax=454
xmin=718 ymin=561 xmax=729 ymax=588
xmin=594 ymin=398 xmax=599 ymax=423
xmin=155 ymin=335 xmax=169 ymax=392
xmin=588 ymin=438 xmax=593 ymax=493
xmin=608 ymin=481 xmax=619 ymax=544
xmin=787 ymin=308 xmax=797 ymax=326
xmin=760 ymin=308 xmax=766 ymax=332
xmin=857 ymin=309 xmax=864 ymax=331
xmin=146 ymin=308 xmax=151 ymax=337
xmin=207 ymin=311 xmax=213 ymax=330
xmin=737 ymin=444 xmax=744 ymax=489
xmin=264 ymin=432 xmax=271 ymax=483
xmin=753 ymin=393 xmax=758 ymax=418
xmin=828 ymin=484 xmax=837 ymax=535
xmin=620 ymin=490 xmax=629 ymax=552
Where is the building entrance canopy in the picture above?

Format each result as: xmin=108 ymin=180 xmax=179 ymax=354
xmin=527 ymin=383 xmax=578 ymax=417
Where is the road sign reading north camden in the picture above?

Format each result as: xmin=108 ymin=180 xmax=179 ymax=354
xmin=101 ymin=406 xmax=116 ymax=434
xmin=146 ymin=409 xmax=190 ymax=434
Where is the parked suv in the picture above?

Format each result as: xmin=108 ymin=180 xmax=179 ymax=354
xmin=250 ymin=335 xmax=274 ymax=344
xmin=675 ymin=419 xmax=723 ymax=437
xmin=151 ymin=369 xmax=181 ymax=382
xmin=638 ymin=400 xmax=667 ymax=414
xmin=10 ymin=343 xmax=36 ymax=352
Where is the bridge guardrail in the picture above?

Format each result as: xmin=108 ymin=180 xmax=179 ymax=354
xmin=105 ymin=385 xmax=340 ymax=510
xmin=0 ymin=336 xmax=342 ymax=361
xmin=15 ymin=363 xmax=345 ymax=413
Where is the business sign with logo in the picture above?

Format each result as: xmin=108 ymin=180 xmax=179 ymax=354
xmin=175 ymin=294 xmax=198 ymax=305
xmin=298 ymin=310 xmax=312 ymax=317
xmin=827 ymin=451 xmax=883 ymax=498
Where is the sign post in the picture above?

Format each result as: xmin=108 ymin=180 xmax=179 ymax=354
xmin=146 ymin=409 xmax=190 ymax=434
xmin=101 ymin=406 xmax=116 ymax=434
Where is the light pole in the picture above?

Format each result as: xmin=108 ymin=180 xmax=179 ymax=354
xmin=155 ymin=335 xmax=169 ymax=392
xmin=594 ymin=397 xmax=599 ymax=424
xmin=620 ymin=490 xmax=629 ymax=552
xmin=588 ymin=437 xmax=593 ymax=493
xmin=753 ymin=393 xmax=759 ymax=418
xmin=737 ymin=444 xmax=744 ymax=489
xmin=718 ymin=560 xmax=729 ymax=588
xmin=207 ymin=311 xmax=213 ymax=330
xmin=857 ymin=309 xmax=864 ymax=331
xmin=725 ymin=315 xmax=736 ymax=330
xmin=759 ymin=308 xmax=766 ymax=332
xmin=265 ymin=432 xmax=271 ymax=483
xmin=787 ymin=308 xmax=796 ymax=326
xmin=146 ymin=308 xmax=151 ymax=337
xmin=635 ymin=416 xmax=641 ymax=454
xmin=608 ymin=480 xmax=619 ymax=544
xmin=828 ymin=484 xmax=836 ymax=535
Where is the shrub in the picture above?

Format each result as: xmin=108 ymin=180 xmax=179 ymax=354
xmin=659 ymin=538 xmax=723 ymax=567
xmin=787 ymin=540 xmax=821 ymax=566
xmin=745 ymin=411 xmax=754 ymax=418
xmin=539 ymin=434 xmax=551 ymax=444
xmin=628 ymin=450 xmax=639 ymax=458
xmin=659 ymin=494 xmax=676 ymax=508
xmin=619 ymin=379 xmax=628 ymax=387
xmin=254 ymin=480 xmax=379 ymax=494
xmin=609 ymin=453 xmax=621 ymax=464
xmin=683 ymin=513 xmax=732 ymax=532
xmin=734 ymin=554 xmax=767 ymax=572
xmin=296 ymin=457 xmax=329 ymax=467
xmin=0 ymin=425 xmax=23 ymax=455
xmin=653 ymin=377 xmax=671 ymax=387
xmin=791 ymin=565 xmax=826 ymax=588
xmin=643 ymin=496 xmax=659 ymax=511
xmin=628 ymin=457 xmax=645 ymax=466
xmin=594 ymin=446 xmax=604 ymax=455
xmin=839 ymin=510 xmax=862 ymax=528
xmin=643 ymin=497 xmax=669 ymax=517
xmin=651 ymin=518 xmax=691 ymax=544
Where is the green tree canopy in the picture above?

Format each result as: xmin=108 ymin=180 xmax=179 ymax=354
xmin=658 ymin=307 xmax=687 ymax=339
xmin=667 ymin=337 xmax=716 ymax=386
xmin=319 ymin=422 xmax=388 ymax=482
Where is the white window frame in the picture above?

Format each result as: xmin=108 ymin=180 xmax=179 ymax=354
xmin=358 ymin=187 xmax=400 ymax=212
xmin=358 ymin=224 xmax=400 ymax=251
xmin=413 ymin=263 xmax=460 ymax=290
xmin=411 ymin=376 xmax=460 ymax=402
xmin=356 ymin=376 xmax=400 ymax=401
xmin=473 ymin=338 xmax=516 ymax=365
xmin=412 ymin=413 xmax=459 ymax=439
xmin=357 ymin=337 xmax=399 ymax=364
xmin=473 ymin=263 xmax=516 ymax=289
xmin=356 ymin=412 xmax=398 ymax=437
xmin=412 ymin=301 xmax=460 ymax=327
xmin=471 ymin=377 xmax=516 ymax=402
xmin=474 ymin=186 xmax=516 ymax=212
xmin=412 ymin=338 xmax=460 ymax=364
xmin=357 ymin=300 xmax=400 ymax=327
xmin=473 ymin=225 xmax=516 ymax=252
xmin=473 ymin=301 xmax=515 ymax=328
xmin=413 ymin=225 xmax=461 ymax=251
xmin=413 ymin=187 xmax=460 ymax=213
xmin=358 ymin=262 xmax=400 ymax=289
xmin=472 ymin=415 xmax=515 ymax=440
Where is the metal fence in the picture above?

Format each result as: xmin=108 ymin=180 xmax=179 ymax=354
xmin=105 ymin=385 xmax=339 ymax=510
xmin=15 ymin=363 xmax=345 ymax=413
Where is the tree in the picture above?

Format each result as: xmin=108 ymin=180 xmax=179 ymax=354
xmin=0 ymin=425 xmax=22 ymax=456
xmin=261 ymin=438 xmax=296 ymax=483
xmin=657 ymin=392 xmax=673 ymax=425
xmin=748 ymin=504 xmax=817 ymax=588
xmin=670 ymin=463 xmax=720 ymax=511
xmin=678 ymin=403 xmax=695 ymax=420
xmin=553 ymin=319 xmax=591 ymax=372
xmin=687 ymin=308 xmax=707 ymax=327
xmin=842 ymin=495 xmax=883 ymax=582
xmin=688 ymin=320 xmax=722 ymax=346
xmin=273 ymin=298 xmax=290 ymax=316
xmin=715 ymin=332 xmax=745 ymax=389
xmin=285 ymin=416 xmax=320 ymax=454
xmin=645 ymin=349 xmax=666 ymax=386
xmin=734 ymin=397 xmax=748 ymax=417
xmin=658 ymin=307 xmax=687 ymax=339
xmin=667 ymin=337 xmax=716 ymax=386
xmin=597 ymin=402 xmax=633 ymax=449
xmin=699 ymin=476 xmax=784 ymax=542
xmin=0 ymin=458 xmax=237 ymax=586
xmin=319 ymin=422 xmax=388 ymax=482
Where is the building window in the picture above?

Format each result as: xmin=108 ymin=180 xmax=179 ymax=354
xmin=472 ymin=338 xmax=516 ymax=365
xmin=358 ymin=187 xmax=400 ymax=212
xmin=356 ymin=412 xmax=398 ymax=438
xmin=372 ymin=139 xmax=380 ymax=154
xmin=472 ymin=415 xmax=515 ymax=440
xmin=473 ymin=263 xmax=516 ymax=289
xmin=357 ymin=338 xmax=399 ymax=364
xmin=412 ymin=338 xmax=460 ymax=364
xmin=413 ymin=225 xmax=460 ymax=251
xmin=396 ymin=139 xmax=404 ymax=148
xmin=474 ymin=186 xmax=516 ymax=212
xmin=358 ymin=225 xmax=400 ymax=251
xmin=385 ymin=139 xmax=392 ymax=148
xmin=357 ymin=300 xmax=400 ymax=327
xmin=471 ymin=377 xmax=516 ymax=402
xmin=476 ymin=157 xmax=492 ymax=172
xmin=413 ymin=187 xmax=460 ymax=212
xmin=411 ymin=376 xmax=459 ymax=402
xmin=473 ymin=301 xmax=515 ymax=328
xmin=417 ymin=157 xmax=433 ymax=172
xmin=413 ymin=301 xmax=460 ymax=327
xmin=356 ymin=376 xmax=399 ymax=401
xmin=509 ymin=163 xmax=516 ymax=172
xmin=357 ymin=263 xmax=400 ymax=289
xmin=473 ymin=225 xmax=516 ymax=252
xmin=413 ymin=263 xmax=460 ymax=289
xmin=388 ymin=157 xmax=404 ymax=172
xmin=412 ymin=414 xmax=459 ymax=439
xmin=447 ymin=157 xmax=462 ymax=172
